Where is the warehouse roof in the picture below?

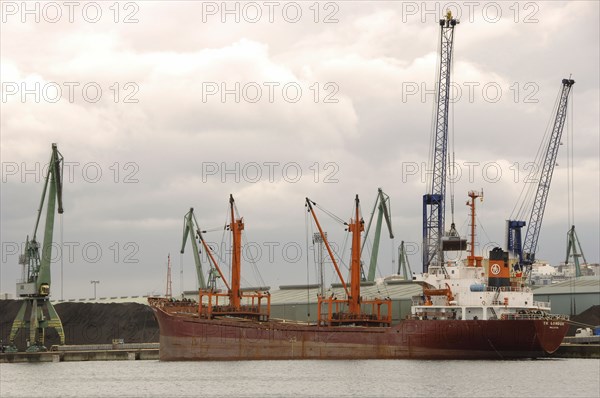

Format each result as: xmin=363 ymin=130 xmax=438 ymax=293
xmin=533 ymin=276 xmax=600 ymax=295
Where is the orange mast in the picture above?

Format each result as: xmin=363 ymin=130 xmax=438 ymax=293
xmin=348 ymin=195 xmax=364 ymax=315
xmin=466 ymin=190 xmax=483 ymax=267
xmin=229 ymin=194 xmax=243 ymax=309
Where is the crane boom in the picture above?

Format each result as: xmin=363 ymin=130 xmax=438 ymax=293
xmin=181 ymin=208 xmax=207 ymax=289
xmin=522 ymin=79 xmax=575 ymax=268
xmin=422 ymin=11 xmax=458 ymax=272
xmin=398 ymin=241 xmax=412 ymax=280
xmin=509 ymin=79 xmax=575 ymax=272
xmin=361 ymin=188 xmax=394 ymax=281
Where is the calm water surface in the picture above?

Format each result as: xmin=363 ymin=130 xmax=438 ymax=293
xmin=1 ymin=359 xmax=598 ymax=398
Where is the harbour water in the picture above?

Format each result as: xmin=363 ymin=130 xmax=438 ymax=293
xmin=1 ymin=358 xmax=598 ymax=398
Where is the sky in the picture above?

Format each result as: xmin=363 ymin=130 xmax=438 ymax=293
xmin=1 ymin=1 xmax=598 ymax=300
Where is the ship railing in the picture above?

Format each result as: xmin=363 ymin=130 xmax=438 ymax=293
xmin=532 ymin=300 xmax=551 ymax=308
xmin=317 ymin=295 xmax=392 ymax=327
xmin=485 ymin=286 xmax=531 ymax=293
xmin=153 ymin=297 xmax=199 ymax=313
xmin=198 ymin=289 xmax=271 ymax=321
xmin=500 ymin=312 xmax=569 ymax=321
xmin=411 ymin=309 xmax=460 ymax=320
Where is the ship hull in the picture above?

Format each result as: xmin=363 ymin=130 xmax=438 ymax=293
xmin=151 ymin=306 xmax=568 ymax=361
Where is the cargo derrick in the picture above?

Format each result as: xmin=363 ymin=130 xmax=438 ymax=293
xmin=507 ymin=79 xmax=575 ymax=276
xmin=306 ymin=196 xmax=391 ymax=327
xmin=466 ymin=190 xmax=484 ymax=267
xmin=7 ymin=144 xmax=66 ymax=352
xmin=196 ymin=195 xmax=270 ymax=320
xmin=423 ymin=11 xmax=465 ymax=274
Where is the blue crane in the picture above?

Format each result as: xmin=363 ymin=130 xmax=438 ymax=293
xmin=507 ymin=78 xmax=575 ymax=274
xmin=422 ymin=11 xmax=461 ymax=273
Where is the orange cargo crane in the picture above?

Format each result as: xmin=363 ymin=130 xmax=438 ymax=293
xmin=196 ymin=195 xmax=270 ymax=320
xmin=306 ymin=195 xmax=391 ymax=327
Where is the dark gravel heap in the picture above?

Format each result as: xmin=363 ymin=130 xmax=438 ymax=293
xmin=568 ymin=305 xmax=600 ymax=336
xmin=0 ymin=300 xmax=158 ymax=350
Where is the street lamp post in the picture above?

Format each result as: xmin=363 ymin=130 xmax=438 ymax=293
xmin=90 ymin=280 xmax=100 ymax=300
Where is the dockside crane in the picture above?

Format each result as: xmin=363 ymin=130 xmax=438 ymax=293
xmin=181 ymin=208 xmax=207 ymax=290
xmin=423 ymin=11 xmax=465 ymax=273
xmin=565 ymin=225 xmax=587 ymax=277
xmin=361 ymin=188 xmax=394 ymax=281
xmin=397 ymin=241 xmax=412 ymax=280
xmin=7 ymin=143 xmax=66 ymax=352
xmin=507 ymin=78 xmax=575 ymax=275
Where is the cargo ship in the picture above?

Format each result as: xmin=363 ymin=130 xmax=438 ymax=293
xmin=149 ymin=194 xmax=569 ymax=360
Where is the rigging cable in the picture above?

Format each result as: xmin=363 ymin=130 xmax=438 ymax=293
xmin=448 ymin=28 xmax=456 ymax=231
xmin=305 ymin=203 xmax=311 ymax=319
xmin=567 ymin=85 xmax=575 ymax=228
xmin=510 ymin=88 xmax=562 ymax=220
xmin=60 ymin=212 xmax=64 ymax=301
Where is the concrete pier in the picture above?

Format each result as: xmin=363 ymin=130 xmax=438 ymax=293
xmin=0 ymin=348 xmax=158 ymax=363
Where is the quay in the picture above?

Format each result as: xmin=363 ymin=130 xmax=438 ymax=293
xmin=0 ymin=343 xmax=159 ymax=363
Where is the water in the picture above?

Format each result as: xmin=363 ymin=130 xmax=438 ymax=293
xmin=1 ymin=359 xmax=598 ymax=398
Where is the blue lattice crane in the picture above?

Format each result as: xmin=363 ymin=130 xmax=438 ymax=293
xmin=422 ymin=11 xmax=464 ymax=273
xmin=507 ymin=78 xmax=575 ymax=275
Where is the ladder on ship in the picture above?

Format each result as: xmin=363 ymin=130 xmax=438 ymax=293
xmin=489 ymin=288 xmax=501 ymax=319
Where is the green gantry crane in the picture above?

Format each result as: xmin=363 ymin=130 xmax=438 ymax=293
xmin=7 ymin=143 xmax=66 ymax=352
xmin=361 ymin=188 xmax=394 ymax=281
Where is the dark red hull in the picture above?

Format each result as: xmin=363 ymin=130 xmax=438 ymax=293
xmin=151 ymin=306 xmax=568 ymax=361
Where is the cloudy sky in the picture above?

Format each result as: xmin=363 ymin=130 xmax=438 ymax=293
xmin=1 ymin=1 xmax=598 ymax=300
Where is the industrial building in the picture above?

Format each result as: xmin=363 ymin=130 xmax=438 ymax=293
xmin=531 ymin=276 xmax=600 ymax=316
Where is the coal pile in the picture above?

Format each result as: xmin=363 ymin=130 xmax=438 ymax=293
xmin=0 ymin=300 xmax=158 ymax=351
xmin=568 ymin=305 xmax=600 ymax=336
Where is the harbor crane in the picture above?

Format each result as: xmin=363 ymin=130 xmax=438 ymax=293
xmin=397 ymin=241 xmax=412 ymax=280
xmin=506 ymin=78 xmax=575 ymax=275
xmin=181 ymin=208 xmax=207 ymax=290
xmin=7 ymin=143 xmax=66 ymax=352
xmin=361 ymin=188 xmax=394 ymax=281
xmin=565 ymin=225 xmax=587 ymax=278
xmin=423 ymin=11 xmax=465 ymax=273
